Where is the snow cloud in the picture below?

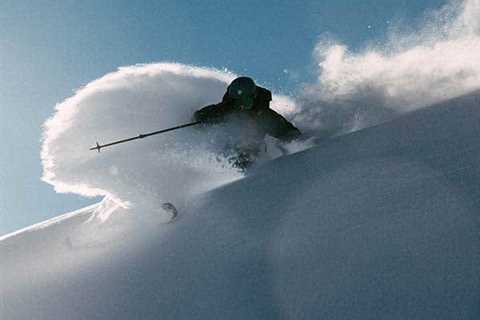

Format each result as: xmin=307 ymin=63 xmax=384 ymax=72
xmin=295 ymin=0 xmax=480 ymax=135
xmin=41 ymin=0 xmax=480 ymax=220
xmin=41 ymin=63 xmax=297 ymax=218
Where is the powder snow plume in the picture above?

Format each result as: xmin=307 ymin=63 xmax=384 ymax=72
xmin=41 ymin=63 xmax=297 ymax=220
xmin=41 ymin=0 xmax=480 ymax=221
xmin=294 ymin=0 xmax=480 ymax=135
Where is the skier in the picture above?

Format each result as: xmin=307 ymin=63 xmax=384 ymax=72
xmin=194 ymin=76 xmax=301 ymax=169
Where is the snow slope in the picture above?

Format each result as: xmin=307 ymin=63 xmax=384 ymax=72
xmin=2 ymin=91 xmax=480 ymax=320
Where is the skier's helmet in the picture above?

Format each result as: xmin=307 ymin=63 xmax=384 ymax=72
xmin=227 ymin=77 xmax=257 ymax=110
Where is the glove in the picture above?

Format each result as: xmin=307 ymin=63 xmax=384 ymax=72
xmin=194 ymin=110 xmax=223 ymax=125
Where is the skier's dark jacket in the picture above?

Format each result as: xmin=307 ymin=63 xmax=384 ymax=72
xmin=194 ymin=86 xmax=301 ymax=142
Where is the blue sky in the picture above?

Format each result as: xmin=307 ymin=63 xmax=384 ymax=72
xmin=0 ymin=0 xmax=445 ymax=235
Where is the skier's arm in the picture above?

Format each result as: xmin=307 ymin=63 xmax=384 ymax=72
xmin=260 ymin=109 xmax=301 ymax=142
xmin=193 ymin=103 xmax=228 ymax=125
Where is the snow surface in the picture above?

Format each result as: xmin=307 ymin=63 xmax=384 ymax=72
xmin=2 ymin=91 xmax=480 ymax=319
xmin=3 ymin=1 xmax=480 ymax=319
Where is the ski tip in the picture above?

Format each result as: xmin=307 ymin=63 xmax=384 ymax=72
xmin=161 ymin=202 xmax=178 ymax=223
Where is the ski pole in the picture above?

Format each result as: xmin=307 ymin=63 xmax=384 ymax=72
xmin=90 ymin=121 xmax=200 ymax=152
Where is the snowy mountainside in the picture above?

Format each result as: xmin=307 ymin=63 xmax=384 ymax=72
xmin=2 ymin=91 xmax=480 ymax=320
